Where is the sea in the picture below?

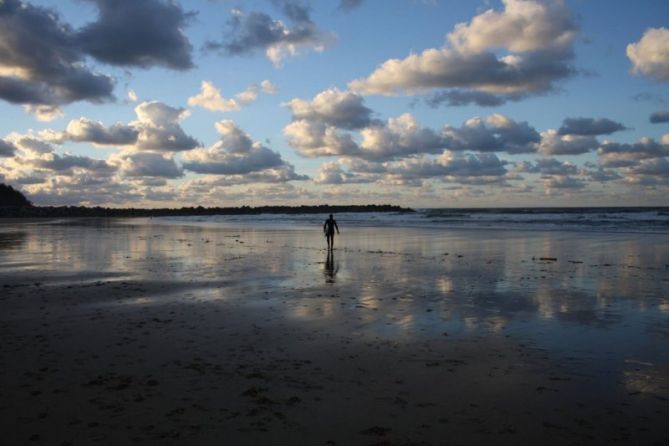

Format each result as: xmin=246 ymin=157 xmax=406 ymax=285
xmin=161 ymin=207 xmax=669 ymax=234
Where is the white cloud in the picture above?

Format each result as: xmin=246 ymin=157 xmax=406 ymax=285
xmin=23 ymin=105 xmax=64 ymax=122
xmin=109 ymin=151 xmax=183 ymax=178
xmin=182 ymin=119 xmax=307 ymax=181
xmin=132 ymin=101 xmax=200 ymax=152
xmin=627 ymin=28 xmax=669 ymax=82
xmin=538 ymin=129 xmax=598 ymax=155
xmin=348 ymin=0 xmax=576 ymax=103
xmin=285 ymin=88 xmax=375 ymax=129
xmin=188 ymin=80 xmax=276 ymax=112
xmin=261 ymin=80 xmax=279 ymax=94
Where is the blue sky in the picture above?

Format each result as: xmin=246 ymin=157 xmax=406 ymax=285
xmin=1 ymin=0 xmax=668 ymax=207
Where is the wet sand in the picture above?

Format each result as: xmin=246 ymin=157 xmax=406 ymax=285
xmin=0 ymin=218 xmax=668 ymax=445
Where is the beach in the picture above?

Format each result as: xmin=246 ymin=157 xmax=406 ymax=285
xmin=1 ymin=217 xmax=668 ymax=445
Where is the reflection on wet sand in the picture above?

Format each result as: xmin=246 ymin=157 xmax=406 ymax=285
xmin=323 ymin=250 xmax=338 ymax=283
xmin=1 ymin=218 xmax=669 ymax=444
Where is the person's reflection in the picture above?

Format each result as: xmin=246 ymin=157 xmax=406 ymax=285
xmin=324 ymin=250 xmax=338 ymax=283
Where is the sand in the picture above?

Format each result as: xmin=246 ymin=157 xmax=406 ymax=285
xmin=0 ymin=217 xmax=668 ymax=445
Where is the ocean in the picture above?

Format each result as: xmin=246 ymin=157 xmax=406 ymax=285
xmin=160 ymin=207 xmax=669 ymax=233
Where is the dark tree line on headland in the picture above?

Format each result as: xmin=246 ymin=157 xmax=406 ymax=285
xmin=0 ymin=183 xmax=32 ymax=207
xmin=0 ymin=183 xmax=413 ymax=218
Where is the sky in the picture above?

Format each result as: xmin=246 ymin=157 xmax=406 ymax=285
xmin=1 ymin=0 xmax=669 ymax=208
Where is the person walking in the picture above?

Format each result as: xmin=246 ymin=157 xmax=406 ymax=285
xmin=323 ymin=214 xmax=340 ymax=250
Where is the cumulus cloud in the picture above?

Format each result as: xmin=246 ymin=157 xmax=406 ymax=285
xmin=0 ymin=0 xmax=114 ymax=107
xmin=0 ymin=0 xmax=200 ymax=114
xmin=207 ymin=2 xmax=334 ymax=66
xmin=650 ymin=110 xmax=669 ymax=124
xmin=132 ymin=102 xmax=200 ymax=152
xmin=188 ymin=80 xmax=276 ymax=112
xmin=314 ymin=161 xmax=376 ymax=184
xmin=557 ymin=117 xmax=627 ymax=136
xmin=284 ymin=119 xmax=360 ymax=158
xmin=182 ymin=120 xmax=307 ymax=182
xmin=30 ymin=153 xmax=113 ymax=173
xmin=442 ymin=113 xmax=540 ymax=154
xmin=39 ymin=102 xmax=199 ymax=152
xmin=597 ymin=137 xmax=669 ymax=167
xmin=109 ymin=151 xmax=183 ymax=178
xmin=627 ymin=28 xmax=669 ymax=82
xmin=516 ymin=158 xmax=580 ymax=176
xmin=541 ymin=175 xmax=585 ymax=191
xmin=348 ymin=0 xmax=577 ymax=104
xmin=383 ymin=152 xmax=509 ymax=185
xmin=0 ymin=139 xmax=17 ymax=157
xmin=78 ymin=0 xmax=194 ymax=70
xmin=538 ymin=129 xmax=598 ymax=155
xmin=284 ymin=96 xmax=539 ymax=160
xmin=42 ymin=118 xmax=138 ymax=146
xmin=314 ymin=151 xmax=510 ymax=187
xmin=285 ymin=88 xmax=375 ymax=129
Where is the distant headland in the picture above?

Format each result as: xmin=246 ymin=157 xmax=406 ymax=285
xmin=0 ymin=183 xmax=413 ymax=218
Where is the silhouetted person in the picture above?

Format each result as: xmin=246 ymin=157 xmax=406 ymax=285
xmin=323 ymin=214 xmax=339 ymax=250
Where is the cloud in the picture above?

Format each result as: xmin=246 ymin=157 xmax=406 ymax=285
xmin=314 ymin=161 xmax=376 ymax=184
xmin=285 ymin=88 xmax=376 ymax=129
xmin=625 ymin=157 xmax=669 ymax=176
xmin=182 ymin=120 xmax=307 ymax=182
xmin=586 ymin=168 xmax=622 ymax=182
xmin=284 ymin=119 xmax=360 ymax=158
xmin=348 ymin=0 xmax=577 ymax=104
xmin=38 ymin=102 xmax=199 ymax=152
xmin=650 ymin=110 xmax=669 ymax=124
xmin=0 ymin=0 xmax=114 ymax=107
xmin=43 ymin=118 xmax=138 ymax=146
xmin=261 ymin=80 xmax=279 ymax=94
xmin=0 ymin=139 xmax=17 ymax=157
xmin=314 ymin=151 xmax=510 ymax=187
xmin=132 ymin=101 xmax=200 ymax=152
xmin=557 ymin=117 xmax=628 ymax=136
xmin=29 ymin=153 xmax=116 ymax=175
xmin=77 ymin=0 xmax=194 ymax=70
xmin=6 ymin=133 xmax=56 ymax=155
xmin=23 ymin=104 xmax=64 ymax=122
xmin=284 ymin=99 xmax=539 ymax=160
xmin=597 ymin=137 xmax=669 ymax=167
xmin=542 ymin=175 xmax=585 ymax=191
xmin=627 ymin=27 xmax=669 ymax=82
xmin=447 ymin=0 xmax=576 ymax=53
xmin=109 ymin=151 xmax=183 ymax=178
xmin=516 ymin=158 xmax=580 ymax=176
xmin=383 ymin=152 xmax=509 ymax=184
xmin=442 ymin=113 xmax=540 ymax=154
xmin=188 ymin=80 xmax=276 ymax=112
xmin=425 ymin=89 xmax=508 ymax=107
xmin=538 ymin=129 xmax=598 ymax=155
xmin=207 ymin=3 xmax=334 ymax=66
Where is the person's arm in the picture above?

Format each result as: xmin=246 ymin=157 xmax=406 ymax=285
xmin=323 ymin=221 xmax=327 ymax=234
xmin=335 ymin=221 xmax=340 ymax=234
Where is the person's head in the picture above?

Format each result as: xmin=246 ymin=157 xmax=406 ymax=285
xmin=329 ymin=214 xmax=333 ymax=219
